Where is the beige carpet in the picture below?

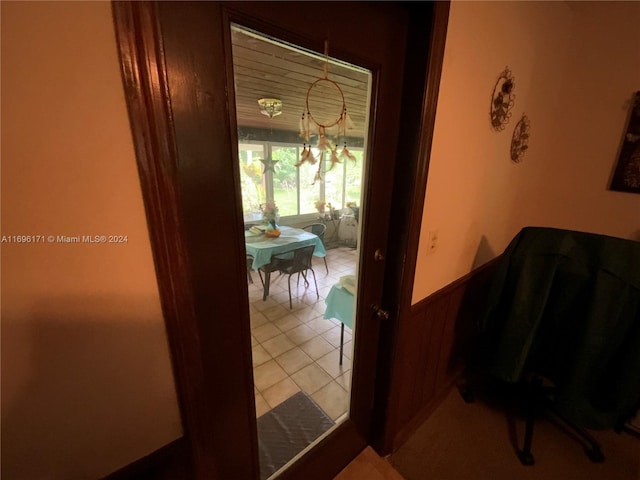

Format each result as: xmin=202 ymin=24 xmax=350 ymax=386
xmin=391 ymin=385 xmax=639 ymax=480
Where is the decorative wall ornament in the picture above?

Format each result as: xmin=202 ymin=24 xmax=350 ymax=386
xmin=297 ymin=41 xmax=355 ymax=184
xmin=260 ymin=157 xmax=278 ymax=173
xmin=510 ymin=114 xmax=530 ymax=163
xmin=490 ymin=67 xmax=516 ymax=131
xmin=610 ymin=91 xmax=640 ymax=194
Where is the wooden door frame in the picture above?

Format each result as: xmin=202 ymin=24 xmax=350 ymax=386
xmin=371 ymin=1 xmax=450 ymax=453
xmin=112 ymin=3 xmax=259 ymax=478
xmin=111 ymin=1 xmax=449 ymax=477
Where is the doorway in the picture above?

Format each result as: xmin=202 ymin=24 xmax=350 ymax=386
xmin=112 ymin=2 xmax=443 ymax=478
xmin=231 ymin=24 xmax=370 ymax=478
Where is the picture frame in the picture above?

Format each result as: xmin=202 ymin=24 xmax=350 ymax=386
xmin=610 ymin=91 xmax=640 ymax=194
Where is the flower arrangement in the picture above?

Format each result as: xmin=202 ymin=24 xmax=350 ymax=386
xmin=347 ymin=202 xmax=359 ymax=223
xmin=260 ymin=201 xmax=279 ymax=228
xmin=315 ymin=200 xmax=339 ymax=221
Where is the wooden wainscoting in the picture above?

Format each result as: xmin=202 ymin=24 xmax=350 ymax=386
xmin=384 ymin=259 xmax=499 ymax=452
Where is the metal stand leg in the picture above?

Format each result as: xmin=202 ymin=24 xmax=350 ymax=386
xmin=262 ymin=272 xmax=271 ymax=301
xmin=339 ymin=323 xmax=345 ymax=366
xmin=548 ymin=408 xmax=605 ymax=463
xmin=517 ymin=375 xmax=541 ymax=466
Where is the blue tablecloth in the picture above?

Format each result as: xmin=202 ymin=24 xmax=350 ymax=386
xmin=323 ymin=283 xmax=354 ymax=329
xmin=245 ymin=226 xmax=326 ymax=270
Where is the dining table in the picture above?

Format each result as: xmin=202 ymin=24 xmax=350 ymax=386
xmin=245 ymin=225 xmax=326 ymax=299
xmin=323 ymin=279 xmax=355 ymax=365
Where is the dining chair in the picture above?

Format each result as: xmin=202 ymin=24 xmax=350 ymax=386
xmin=257 ymin=254 xmax=292 ymax=301
xmin=246 ymin=255 xmax=254 ymax=284
xmin=259 ymin=245 xmax=319 ymax=309
xmin=281 ymin=245 xmax=319 ymax=309
xmin=302 ymin=223 xmax=329 ymax=274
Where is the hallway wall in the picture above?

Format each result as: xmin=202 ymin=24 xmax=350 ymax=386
xmin=1 ymin=2 xmax=182 ymax=478
xmin=412 ymin=1 xmax=640 ymax=302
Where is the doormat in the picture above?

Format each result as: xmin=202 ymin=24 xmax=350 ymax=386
xmin=258 ymin=390 xmax=335 ymax=479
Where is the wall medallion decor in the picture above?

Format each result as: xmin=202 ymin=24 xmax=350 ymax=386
xmin=490 ymin=67 xmax=516 ymax=131
xmin=610 ymin=91 xmax=640 ymax=194
xmin=510 ymin=114 xmax=530 ymax=163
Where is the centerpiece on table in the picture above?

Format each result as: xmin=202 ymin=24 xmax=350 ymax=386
xmin=260 ymin=201 xmax=281 ymax=237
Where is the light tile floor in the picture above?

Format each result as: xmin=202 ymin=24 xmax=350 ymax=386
xmin=248 ymin=246 xmax=356 ymax=421
xmin=334 ymin=447 xmax=405 ymax=480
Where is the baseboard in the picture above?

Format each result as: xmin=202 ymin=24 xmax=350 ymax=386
xmin=102 ymin=437 xmax=191 ymax=480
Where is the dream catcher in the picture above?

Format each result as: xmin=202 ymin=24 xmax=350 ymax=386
xmin=296 ymin=42 xmax=356 ymax=184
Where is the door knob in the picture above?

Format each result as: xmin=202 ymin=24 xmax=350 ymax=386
xmin=374 ymin=249 xmax=385 ymax=262
xmin=371 ymin=304 xmax=390 ymax=320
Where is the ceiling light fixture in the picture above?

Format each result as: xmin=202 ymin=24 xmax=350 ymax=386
xmin=258 ymin=98 xmax=283 ymax=118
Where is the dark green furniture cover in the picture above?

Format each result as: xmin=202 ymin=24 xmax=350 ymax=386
xmin=478 ymin=226 xmax=640 ymax=429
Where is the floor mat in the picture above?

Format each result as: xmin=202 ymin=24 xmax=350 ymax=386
xmin=257 ymin=391 xmax=335 ymax=479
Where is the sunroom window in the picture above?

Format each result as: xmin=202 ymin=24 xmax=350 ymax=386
xmin=239 ymin=141 xmax=362 ymax=224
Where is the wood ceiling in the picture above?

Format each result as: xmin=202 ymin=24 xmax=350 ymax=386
xmin=231 ymin=26 xmax=370 ymax=140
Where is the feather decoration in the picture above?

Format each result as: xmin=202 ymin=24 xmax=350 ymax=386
xmin=337 ymin=110 xmax=346 ymax=137
xmin=312 ymin=165 xmax=323 ymax=185
xmin=340 ymin=145 xmax=356 ymax=163
xmin=299 ymin=111 xmax=311 ymax=142
xmin=317 ymin=135 xmax=332 ymax=152
xmin=299 ymin=114 xmax=306 ymax=140
xmin=316 ymin=126 xmax=332 ymax=152
xmin=343 ymin=111 xmax=354 ymax=131
xmin=307 ymin=148 xmax=317 ymax=165
xmin=295 ymin=144 xmax=309 ymax=167
xmin=327 ymin=145 xmax=341 ymax=171
xmin=336 ymin=107 xmax=354 ymax=137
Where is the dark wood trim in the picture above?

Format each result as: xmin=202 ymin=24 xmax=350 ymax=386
xmin=390 ymin=257 xmax=501 ymax=450
xmin=400 ymin=0 xmax=451 ymax=313
xmin=381 ymin=256 xmax=500 ymax=453
xmin=409 ymin=257 xmax=500 ymax=314
xmin=221 ymin=0 xmax=416 ymax=451
xmin=274 ymin=421 xmax=366 ymax=480
xmin=113 ymin=0 xmax=449 ymax=477
xmin=156 ymin=3 xmax=261 ymax=476
xmin=371 ymin=0 xmax=451 ymax=455
xmin=221 ymin=0 xmax=411 ymax=462
xmin=111 ymin=1 xmax=202 ymax=473
xmin=102 ymin=438 xmax=191 ymax=480
xmin=112 ymin=2 xmax=259 ymax=478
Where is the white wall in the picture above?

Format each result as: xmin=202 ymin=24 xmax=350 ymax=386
xmin=1 ymin=2 xmax=182 ymax=478
xmin=412 ymin=1 xmax=640 ymax=303
xmin=528 ymin=1 xmax=640 ymax=237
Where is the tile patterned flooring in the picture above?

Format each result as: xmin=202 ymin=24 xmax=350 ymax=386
xmin=249 ymin=246 xmax=356 ymax=421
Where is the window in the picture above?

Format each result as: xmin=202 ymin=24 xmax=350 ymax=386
xmin=238 ymin=143 xmax=266 ymax=222
xmin=272 ymin=146 xmax=301 ymax=217
xmin=239 ymin=142 xmax=363 ymax=223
